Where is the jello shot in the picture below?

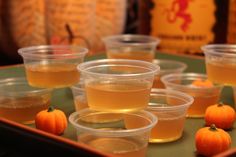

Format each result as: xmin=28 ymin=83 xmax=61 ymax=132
xmin=202 ymin=44 xmax=236 ymax=86
xmin=69 ymin=109 xmax=157 ymax=157
xmin=71 ymin=81 xmax=88 ymax=111
xmin=18 ymin=45 xmax=88 ymax=88
xmin=161 ymin=73 xmax=223 ymax=118
xmin=78 ymin=59 xmax=160 ymax=112
xmin=103 ymin=34 xmax=160 ymax=62
xmin=147 ymin=89 xmax=193 ymax=143
xmin=152 ymin=59 xmax=187 ymax=88
xmin=0 ymin=77 xmax=52 ymax=124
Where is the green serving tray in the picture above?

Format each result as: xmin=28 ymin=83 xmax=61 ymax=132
xmin=0 ymin=52 xmax=235 ymax=157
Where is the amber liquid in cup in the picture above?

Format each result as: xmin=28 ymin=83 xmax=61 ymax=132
xmin=0 ymin=95 xmax=50 ymax=124
xmin=79 ymin=135 xmax=147 ymax=157
xmin=85 ymin=81 xmax=151 ymax=112
xmin=206 ymin=61 xmax=236 ymax=85
xmin=149 ymin=113 xmax=185 ymax=143
xmin=107 ymin=51 xmax=154 ymax=62
xmin=187 ymin=93 xmax=220 ymax=118
xmin=78 ymin=113 xmax=150 ymax=157
xmin=74 ymin=95 xmax=88 ymax=111
xmin=153 ymin=75 xmax=165 ymax=88
xmin=26 ymin=63 xmax=80 ymax=88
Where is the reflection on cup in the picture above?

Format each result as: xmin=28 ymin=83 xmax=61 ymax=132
xmin=103 ymin=34 xmax=160 ymax=62
xmin=69 ymin=109 xmax=157 ymax=157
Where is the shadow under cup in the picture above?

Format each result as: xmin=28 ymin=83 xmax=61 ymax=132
xmin=69 ymin=109 xmax=157 ymax=157
xmin=147 ymin=89 xmax=193 ymax=143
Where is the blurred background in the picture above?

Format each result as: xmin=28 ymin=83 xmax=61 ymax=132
xmin=0 ymin=0 xmax=234 ymax=65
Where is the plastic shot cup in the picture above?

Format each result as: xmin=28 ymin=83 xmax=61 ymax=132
xmin=71 ymin=81 xmax=88 ymax=111
xmin=202 ymin=44 xmax=236 ymax=86
xmin=147 ymin=89 xmax=193 ymax=143
xmin=69 ymin=109 xmax=157 ymax=157
xmin=161 ymin=73 xmax=223 ymax=118
xmin=152 ymin=59 xmax=187 ymax=88
xmin=0 ymin=77 xmax=52 ymax=124
xmin=18 ymin=45 xmax=88 ymax=88
xmin=77 ymin=59 xmax=160 ymax=112
xmin=103 ymin=34 xmax=160 ymax=62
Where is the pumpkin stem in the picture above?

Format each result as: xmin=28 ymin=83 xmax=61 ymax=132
xmin=47 ymin=106 xmax=54 ymax=112
xmin=218 ymin=102 xmax=224 ymax=107
xmin=209 ymin=124 xmax=218 ymax=131
xmin=65 ymin=23 xmax=74 ymax=43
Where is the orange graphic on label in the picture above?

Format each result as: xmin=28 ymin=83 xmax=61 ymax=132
xmin=164 ymin=0 xmax=193 ymax=32
xmin=151 ymin=0 xmax=216 ymax=53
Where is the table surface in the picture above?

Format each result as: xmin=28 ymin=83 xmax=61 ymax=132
xmin=0 ymin=52 xmax=235 ymax=157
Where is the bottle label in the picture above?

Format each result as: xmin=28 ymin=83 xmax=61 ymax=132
xmin=151 ymin=0 xmax=216 ymax=53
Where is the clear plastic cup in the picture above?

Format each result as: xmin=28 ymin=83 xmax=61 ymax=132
xmin=77 ymin=59 xmax=160 ymax=112
xmin=70 ymin=81 xmax=88 ymax=111
xmin=103 ymin=34 xmax=160 ymax=62
xmin=152 ymin=59 xmax=187 ymax=88
xmin=69 ymin=109 xmax=157 ymax=157
xmin=0 ymin=77 xmax=52 ymax=124
xmin=18 ymin=45 xmax=88 ymax=88
xmin=147 ymin=88 xmax=193 ymax=143
xmin=202 ymin=44 xmax=236 ymax=86
xmin=161 ymin=73 xmax=223 ymax=118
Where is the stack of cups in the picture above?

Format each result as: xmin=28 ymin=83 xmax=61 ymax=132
xmin=70 ymin=59 xmax=159 ymax=157
xmin=69 ymin=34 xmax=195 ymax=157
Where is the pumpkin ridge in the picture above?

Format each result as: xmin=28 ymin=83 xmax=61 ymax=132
xmin=48 ymin=112 xmax=56 ymax=134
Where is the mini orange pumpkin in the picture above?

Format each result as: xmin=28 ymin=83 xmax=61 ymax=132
xmin=35 ymin=106 xmax=68 ymax=135
xmin=195 ymin=124 xmax=231 ymax=156
xmin=191 ymin=79 xmax=213 ymax=87
xmin=205 ymin=103 xmax=236 ymax=129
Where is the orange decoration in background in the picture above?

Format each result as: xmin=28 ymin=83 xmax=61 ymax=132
xmin=191 ymin=79 xmax=213 ymax=87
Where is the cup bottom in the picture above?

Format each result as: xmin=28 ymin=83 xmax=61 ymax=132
xmin=186 ymin=114 xmax=205 ymax=118
xmin=149 ymin=134 xmax=182 ymax=143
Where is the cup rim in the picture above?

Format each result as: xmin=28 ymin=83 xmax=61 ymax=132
xmin=69 ymin=109 xmax=157 ymax=137
xmin=102 ymin=34 xmax=161 ymax=47
xmin=161 ymin=73 xmax=223 ymax=90
xmin=70 ymin=81 xmax=85 ymax=92
xmin=18 ymin=45 xmax=88 ymax=59
xmin=147 ymin=88 xmax=194 ymax=111
xmin=152 ymin=59 xmax=187 ymax=74
xmin=201 ymin=44 xmax=236 ymax=57
xmin=77 ymin=59 xmax=160 ymax=78
xmin=0 ymin=77 xmax=52 ymax=96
